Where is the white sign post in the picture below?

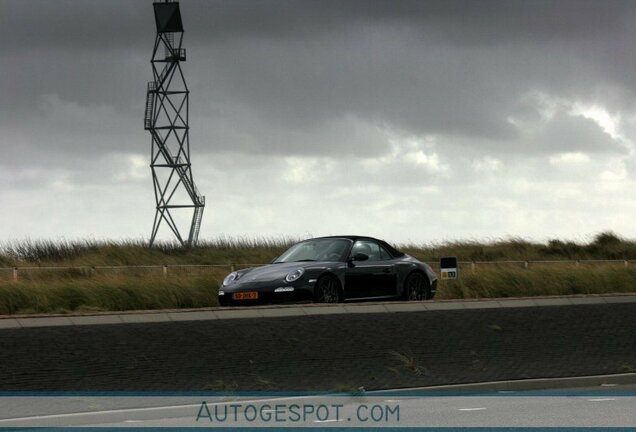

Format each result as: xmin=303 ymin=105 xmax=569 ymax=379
xmin=440 ymin=256 xmax=458 ymax=279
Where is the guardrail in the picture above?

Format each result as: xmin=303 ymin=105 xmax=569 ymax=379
xmin=0 ymin=259 xmax=633 ymax=282
xmin=0 ymin=263 xmax=263 ymax=282
xmin=455 ymin=259 xmax=633 ymax=271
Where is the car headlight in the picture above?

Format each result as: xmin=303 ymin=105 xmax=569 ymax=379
xmin=285 ymin=268 xmax=305 ymax=283
xmin=223 ymin=272 xmax=240 ymax=286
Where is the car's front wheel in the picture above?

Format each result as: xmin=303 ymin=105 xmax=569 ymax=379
xmin=403 ymin=272 xmax=430 ymax=301
xmin=314 ymin=275 xmax=342 ymax=303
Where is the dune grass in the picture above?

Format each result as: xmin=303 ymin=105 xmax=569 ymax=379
xmin=2 ymin=231 xmax=635 ymax=266
xmin=0 ymin=232 xmax=634 ymax=315
xmin=0 ymin=236 xmax=294 ymax=267
xmin=402 ymin=231 xmax=636 ymax=262
xmin=0 ymin=276 xmax=218 ymax=315
xmin=436 ymin=265 xmax=636 ymax=299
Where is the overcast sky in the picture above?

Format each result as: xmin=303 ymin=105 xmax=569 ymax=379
xmin=2 ymin=0 xmax=636 ymax=244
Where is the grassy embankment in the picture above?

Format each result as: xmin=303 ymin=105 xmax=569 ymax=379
xmin=0 ymin=232 xmax=635 ymax=314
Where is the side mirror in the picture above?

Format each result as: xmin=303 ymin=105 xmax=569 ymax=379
xmin=352 ymin=253 xmax=369 ymax=262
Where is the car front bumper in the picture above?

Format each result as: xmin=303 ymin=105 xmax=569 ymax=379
xmin=218 ymin=281 xmax=315 ymax=306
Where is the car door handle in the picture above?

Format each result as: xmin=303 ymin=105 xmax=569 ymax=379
xmin=382 ymin=268 xmax=392 ymax=273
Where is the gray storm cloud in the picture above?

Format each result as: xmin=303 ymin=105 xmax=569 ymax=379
xmin=1 ymin=0 xmax=636 ymax=241
xmin=4 ymin=1 xmax=636 ymax=154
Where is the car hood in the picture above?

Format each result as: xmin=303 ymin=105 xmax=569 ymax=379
xmin=235 ymin=261 xmax=322 ymax=284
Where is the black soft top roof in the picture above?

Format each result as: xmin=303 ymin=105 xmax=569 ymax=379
xmin=311 ymin=235 xmax=405 ymax=258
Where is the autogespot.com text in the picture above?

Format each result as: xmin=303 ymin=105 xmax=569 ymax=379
xmin=196 ymin=400 xmax=400 ymax=425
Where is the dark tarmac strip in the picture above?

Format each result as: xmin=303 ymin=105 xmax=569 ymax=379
xmin=0 ymin=298 xmax=635 ymax=391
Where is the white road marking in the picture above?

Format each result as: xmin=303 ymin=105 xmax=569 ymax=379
xmin=0 ymin=403 xmax=201 ymax=423
xmin=0 ymin=395 xmax=325 ymax=423
xmin=588 ymin=398 xmax=616 ymax=402
xmin=458 ymin=407 xmax=487 ymax=412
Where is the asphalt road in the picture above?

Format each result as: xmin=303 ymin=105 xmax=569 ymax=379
xmin=1 ymin=297 xmax=634 ymax=429
xmin=113 ymin=393 xmax=636 ymax=428
xmin=1 ymin=302 xmax=635 ymax=391
xmin=2 ymin=383 xmax=636 ymax=428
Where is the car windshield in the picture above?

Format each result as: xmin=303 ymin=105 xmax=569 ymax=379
xmin=274 ymin=238 xmax=352 ymax=263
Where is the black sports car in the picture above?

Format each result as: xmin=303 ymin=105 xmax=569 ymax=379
xmin=218 ymin=236 xmax=437 ymax=305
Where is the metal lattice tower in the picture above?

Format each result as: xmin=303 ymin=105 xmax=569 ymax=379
xmin=145 ymin=1 xmax=205 ymax=247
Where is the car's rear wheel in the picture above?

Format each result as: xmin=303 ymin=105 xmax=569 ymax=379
xmin=314 ymin=275 xmax=341 ymax=303
xmin=404 ymin=272 xmax=430 ymax=301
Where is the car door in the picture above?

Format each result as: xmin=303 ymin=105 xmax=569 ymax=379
xmin=344 ymin=240 xmax=398 ymax=298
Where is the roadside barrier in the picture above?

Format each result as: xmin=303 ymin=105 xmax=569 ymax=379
xmin=0 ymin=259 xmax=633 ymax=282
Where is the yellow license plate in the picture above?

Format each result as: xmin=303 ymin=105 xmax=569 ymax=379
xmin=233 ymin=291 xmax=259 ymax=300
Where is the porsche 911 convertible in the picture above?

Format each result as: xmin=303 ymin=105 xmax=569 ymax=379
xmin=218 ymin=236 xmax=437 ymax=305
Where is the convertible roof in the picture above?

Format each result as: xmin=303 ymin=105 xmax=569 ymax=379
xmin=310 ymin=235 xmax=405 ymax=258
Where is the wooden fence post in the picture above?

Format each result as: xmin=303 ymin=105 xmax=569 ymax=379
xmin=163 ymin=265 xmax=168 ymax=279
xmin=12 ymin=267 xmax=18 ymax=282
xmin=471 ymin=261 xmax=475 ymax=273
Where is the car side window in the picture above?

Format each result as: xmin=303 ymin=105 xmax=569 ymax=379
xmin=378 ymin=245 xmax=392 ymax=260
xmin=352 ymin=240 xmax=387 ymax=261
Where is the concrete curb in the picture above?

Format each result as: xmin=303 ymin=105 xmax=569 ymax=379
xmin=1 ymin=293 xmax=635 ymax=329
